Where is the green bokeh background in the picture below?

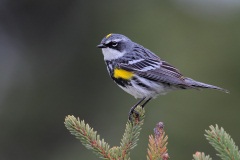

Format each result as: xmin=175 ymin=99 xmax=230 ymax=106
xmin=0 ymin=1 xmax=239 ymax=160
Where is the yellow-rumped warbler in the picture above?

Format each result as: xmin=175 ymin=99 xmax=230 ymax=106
xmin=97 ymin=33 xmax=228 ymax=118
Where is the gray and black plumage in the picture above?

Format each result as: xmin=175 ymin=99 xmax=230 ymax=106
xmin=97 ymin=33 xmax=229 ymax=117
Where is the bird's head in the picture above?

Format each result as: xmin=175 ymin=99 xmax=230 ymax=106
xmin=97 ymin=33 xmax=133 ymax=60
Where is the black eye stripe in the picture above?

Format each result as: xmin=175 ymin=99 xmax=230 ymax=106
xmin=105 ymin=41 xmax=119 ymax=48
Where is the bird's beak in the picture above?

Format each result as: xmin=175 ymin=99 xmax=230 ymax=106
xmin=97 ymin=43 xmax=106 ymax=48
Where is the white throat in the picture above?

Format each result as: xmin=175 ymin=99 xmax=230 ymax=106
xmin=102 ymin=48 xmax=125 ymax=60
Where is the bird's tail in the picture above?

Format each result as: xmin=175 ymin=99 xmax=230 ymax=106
xmin=184 ymin=77 xmax=229 ymax=93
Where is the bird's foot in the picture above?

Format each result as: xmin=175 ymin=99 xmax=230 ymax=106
xmin=128 ymin=106 xmax=141 ymax=121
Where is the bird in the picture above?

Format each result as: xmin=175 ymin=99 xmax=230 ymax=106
xmin=97 ymin=33 xmax=229 ymax=118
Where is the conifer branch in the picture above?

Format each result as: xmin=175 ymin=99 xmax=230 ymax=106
xmin=65 ymin=107 xmax=239 ymax=160
xmin=64 ymin=106 xmax=145 ymax=160
xmin=120 ymin=106 xmax=145 ymax=159
xmin=193 ymin=152 xmax=212 ymax=160
xmin=64 ymin=115 xmax=111 ymax=159
xmin=205 ymin=125 xmax=240 ymax=160
xmin=147 ymin=122 xmax=169 ymax=160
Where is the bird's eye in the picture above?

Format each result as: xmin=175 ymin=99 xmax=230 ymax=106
xmin=111 ymin=41 xmax=118 ymax=47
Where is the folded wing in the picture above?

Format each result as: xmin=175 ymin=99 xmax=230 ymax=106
xmin=118 ymin=58 xmax=189 ymax=86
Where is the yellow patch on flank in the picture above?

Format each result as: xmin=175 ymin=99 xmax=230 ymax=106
xmin=113 ymin=68 xmax=134 ymax=80
xmin=106 ymin=33 xmax=112 ymax=38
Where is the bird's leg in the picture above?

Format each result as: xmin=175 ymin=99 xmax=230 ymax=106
xmin=128 ymin=97 xmax=145 ymax=120
xmin=141 ymin=98 xmax=152 ymax=108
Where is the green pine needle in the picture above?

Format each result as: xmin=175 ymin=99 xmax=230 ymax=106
xmin=64 ymin=106 xmax=145 ymax=160
xmin=205 ymin=125 xmax=240 ymax=160
xmin=64 ymin=115 xmax=111 ymax=159
xmin=120 ymin=106 xmax=145 ymax=156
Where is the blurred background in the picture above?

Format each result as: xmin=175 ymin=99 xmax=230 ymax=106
xmin=0 ymin=1 xmax=239 ymax=159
